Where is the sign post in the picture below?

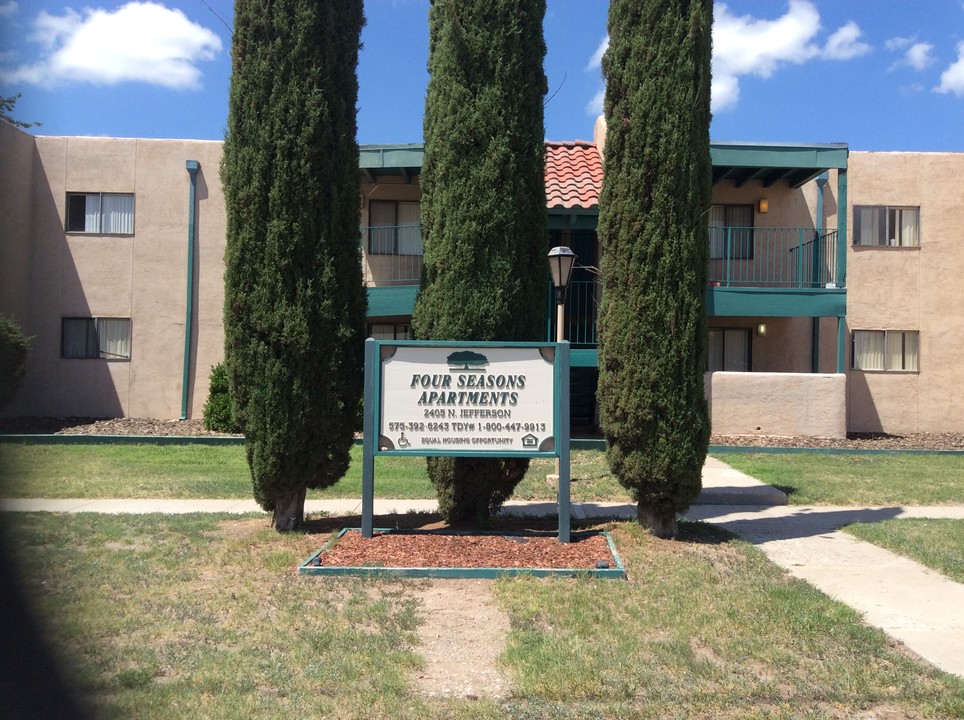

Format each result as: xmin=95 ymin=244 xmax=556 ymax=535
xmin=361 ymin=339 xmax=572 ymax=541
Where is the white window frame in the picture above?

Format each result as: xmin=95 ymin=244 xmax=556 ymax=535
xmin=66 ymin=192 xmax=135 ymax=235
xmin=851 ymin=329 xmax=919 ymax=372
xmin=62 ymin=317 xmax=132 ymax=360
xmin=367 ymin=200 xmax=421 ymax=256
xmin=853 ymin=205 xmax=919 ymax=247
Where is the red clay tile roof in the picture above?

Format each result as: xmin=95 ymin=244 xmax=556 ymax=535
xmin=545 ymin=140 xmax=603 ymax=210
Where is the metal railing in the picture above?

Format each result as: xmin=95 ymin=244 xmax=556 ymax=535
xmin=361 ymin=224 xmax=423 ymax=286
xmin=708 ymin=227 xmax=839 ymax=288
xmin=546 ymin=279 xmax=599 ymax=346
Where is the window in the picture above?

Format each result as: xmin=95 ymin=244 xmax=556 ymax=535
xmin=62 ymin=318 xmax=132 ymax=359
xmin=707 ymin=328 xmax=750 ymax=372
xmin=66 ymin=193 xmax=135 ymax=234
xmin=368 ymin=201 xmax=421 ymax=255
xmin=853 ymin=206 xmax=919 ymax=247
xmin=709 ymin=204 xmax=754 ymax=259
xmin=852 ymin=330 xmax=918 ymax=371
xmin=368 ymin=323 xmax=410 ymax=340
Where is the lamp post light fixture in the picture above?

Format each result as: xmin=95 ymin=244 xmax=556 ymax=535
xmin=548 ymin=246 xmax=576 ymax=343
xmin=548 ymin=246 xmax=576 ymax=485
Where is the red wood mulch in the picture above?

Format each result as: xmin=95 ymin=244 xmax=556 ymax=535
xmin=315 ymin=530 xmax=615 ymax=569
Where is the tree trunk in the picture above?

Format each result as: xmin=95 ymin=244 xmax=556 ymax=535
xmin=271 ymin=486 xmax=307 ymax=532
xmin=636 ymin=503 xmax=679 ymax=539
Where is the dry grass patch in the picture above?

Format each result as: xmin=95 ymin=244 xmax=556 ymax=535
xmin=3 ymin=513 xmax=963 ymax=719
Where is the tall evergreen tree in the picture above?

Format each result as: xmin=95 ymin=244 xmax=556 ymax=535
xmin=412 ymin=0 xmax=549 ymax=525
xmin=222 ymin=0 xmax=366 ymax=531
xmin=596 ymin=0 xmax=713 ymax=538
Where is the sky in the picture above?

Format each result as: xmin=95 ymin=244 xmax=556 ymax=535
xmin=1 ymin=0 xmax=962 ymax=151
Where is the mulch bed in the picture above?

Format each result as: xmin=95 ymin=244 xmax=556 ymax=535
xmin=313 ymin=530 xmax=615 ymax=569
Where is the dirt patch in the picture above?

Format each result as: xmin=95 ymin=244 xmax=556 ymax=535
xmin=314 ymin=529 xmax=613 ymax=570
xmin=412 ymin=580 xmax=511 ymax=699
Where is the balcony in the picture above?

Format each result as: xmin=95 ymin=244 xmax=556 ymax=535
xmin=547 ymin=279 xmax=598 ymax=347
xmin=709 ymin=227 xmax=839 ymax=288
xmin=362 ymin=224 xmax=423 ymax=287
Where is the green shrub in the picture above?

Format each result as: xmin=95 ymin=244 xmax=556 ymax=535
xmin=0 ymin=314 xmax=29 ymax=408
xmin=202 ymin=363 xmax=239 ymax=433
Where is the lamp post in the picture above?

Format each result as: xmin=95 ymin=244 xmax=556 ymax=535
xmin=548 ymin=246 xmax=576 ymax=344
xmin=548 ymin=246 xmax=576 ymax=485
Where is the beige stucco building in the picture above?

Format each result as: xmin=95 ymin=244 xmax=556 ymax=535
xmin=2 ymin=119 xmax=962 ymax=435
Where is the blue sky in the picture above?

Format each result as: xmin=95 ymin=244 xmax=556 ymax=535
xmin=1 ymin=0 xmax=962 ymax=151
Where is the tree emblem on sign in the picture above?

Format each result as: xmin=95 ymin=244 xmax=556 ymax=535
xmin=447 ymin=351 xmax=488 ymax=372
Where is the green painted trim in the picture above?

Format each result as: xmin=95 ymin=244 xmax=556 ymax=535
xmin=547 ymin=212 xmax=598 ymax=230
xmin=299 ymin=528 xmax=626 ymax=579
xmin=367 ymin=285 xmax=418 ymax=318
xmin=836 ymin=168 xmax=848 ymax=287
xmin=182 ymin=160 xmax=200 ymax=421
xmin=711 ymin=143 xmax=849 ymax=170
xmin=359 ymin=144 xmax=424 ymax=170
xmin=570 ymin=349 xmax=598 ymax=367
xmin=707 ymin=287 xmax=846 ymax=317
xmin=571 ymin=438 xmax=606 ymax=450
xmin=0 ymin=434 xmax=244 ymax=446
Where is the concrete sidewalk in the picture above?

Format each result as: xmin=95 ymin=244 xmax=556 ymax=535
xmin=2 ymin=457 xmax=963 ymax=679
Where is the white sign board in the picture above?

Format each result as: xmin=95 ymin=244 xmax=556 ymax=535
xmin=378 ymin=345 xmax=556 ymax=453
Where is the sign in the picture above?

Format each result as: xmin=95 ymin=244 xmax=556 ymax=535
xmin=378 ymin=344 xmax=556 ymax=454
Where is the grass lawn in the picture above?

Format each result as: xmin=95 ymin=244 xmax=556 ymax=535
xmin=0 ymin=444 xmax=625 ymax=502
xmin=3 ymin=512 xmax=962 ymax=719
xmin=720 ymin=452 xmax=964 ymax=506
xmin=6 ymin=444 xmax=964 ymax=509
xmin=845 ymin=518 xmax=964 ymax=584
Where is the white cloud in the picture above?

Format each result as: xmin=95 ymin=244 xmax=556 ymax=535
xmin=936 ymin=42 xmax=964 ymax=96
xmin=0 ymin=1 xmax=17 ymax=18
xmin=886 ymin=37 xmax=935 ymax=72
xmin=713 ymin=0 xmax=826 ymax=112
xmin=823 ymin=22 xmax=871 ymax=60
xmin=904 ymin=42 xmax=936 ymax=71
xmin=585 ymin=0 xmax=870 ymax=117
xmin=1 ymin=1 xmax=222 ymax=89
xmin=586 ymin=35 xmax=608 ymax=72
xmin=585 ymin=87 xmax=604 ymax=117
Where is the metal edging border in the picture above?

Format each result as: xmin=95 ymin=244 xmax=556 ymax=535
xmin=298 ymin=528 xmax=626 ymax=580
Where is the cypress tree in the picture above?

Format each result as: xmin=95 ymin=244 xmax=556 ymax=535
xmin=412 ymin=0 xmax=548 ymax=525
xmin=222 ymin=0 xmax=366 ymax=531
xmin=596 ymin=0 xmax=713 ymax=538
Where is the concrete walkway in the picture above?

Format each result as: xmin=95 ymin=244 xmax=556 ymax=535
xmin=2 ymin=457 xmax=963 ymax=679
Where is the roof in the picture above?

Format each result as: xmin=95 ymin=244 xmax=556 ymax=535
xmin=544 ymin=141 xmax=603 ymax=210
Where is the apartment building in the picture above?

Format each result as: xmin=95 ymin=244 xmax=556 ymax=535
xmin=2 ymin=120 xmax=961 ymax=435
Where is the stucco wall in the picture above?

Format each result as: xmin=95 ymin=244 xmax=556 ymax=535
xmin=0 ymin=135 xmax=226 ymax=420
xmin=847 ymin=152 xmax=964 ymax=432
xmin=706 ymin=371 xmax=847 ymax=438
xmin=0 ymin=124 xmax=37 ymax=331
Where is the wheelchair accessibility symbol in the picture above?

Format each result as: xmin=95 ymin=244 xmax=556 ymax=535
xmin=397 ymin=431 xmax=411 ymax=448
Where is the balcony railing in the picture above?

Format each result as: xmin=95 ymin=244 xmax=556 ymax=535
xmin=361 ymin=224 xmax=423 ymax=286
xmin=546 ymin=279 xmax=599 ymax=347
xmin=708 ymin=227 xmax=839 ymax=288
